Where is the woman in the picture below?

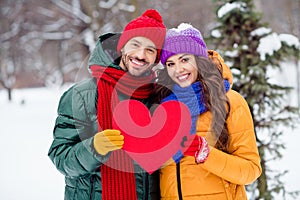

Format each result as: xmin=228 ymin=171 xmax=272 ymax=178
xmin=152 ymin=23 xmax=262 ymax=200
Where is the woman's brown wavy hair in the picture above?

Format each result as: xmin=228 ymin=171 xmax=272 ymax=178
xmin=151 ymin=56 xmax=230 ymax=152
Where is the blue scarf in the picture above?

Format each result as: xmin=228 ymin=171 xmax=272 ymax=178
xmin=162 ymin=79 xmax=230 ymax=163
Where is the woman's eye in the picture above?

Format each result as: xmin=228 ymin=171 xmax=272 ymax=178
xmin=166 ymin=63 xmax=174 ymax=67
xmin=181 ymin=58 xmax=189 ymax=63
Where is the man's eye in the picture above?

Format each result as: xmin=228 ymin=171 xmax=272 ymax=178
xmin=147 ymin=48 xmax=156 ymax=54
xmin=131 ymin=43 xmax=139 ymax=48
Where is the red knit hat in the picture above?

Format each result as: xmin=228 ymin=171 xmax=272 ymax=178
xmin=117 ymin=9 xmax=166 ymax=62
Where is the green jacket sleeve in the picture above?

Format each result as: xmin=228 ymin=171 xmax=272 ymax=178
xmin=48 ymin=80 xmax=109 ymax=178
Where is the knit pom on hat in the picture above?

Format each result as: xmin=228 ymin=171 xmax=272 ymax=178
xmin=117 ymin=9 xmax=166 ymax=62
xmin=172 ymin=23 xmax=193 ymax=32
xmin=142 ymin=9 xmax=163 ymax=23
xmin=160 ymin=23 xmax=208 ymax=65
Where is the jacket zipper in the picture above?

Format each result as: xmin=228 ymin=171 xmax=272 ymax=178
xmin=145 ymin=173 xmax=149 ymax=200
xmin=89 ymin=175 xmax=95 ymax=200
xmin=176 ymin=163 xmax=183 ymax=200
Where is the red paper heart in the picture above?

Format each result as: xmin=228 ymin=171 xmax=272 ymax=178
xmin=112 ymin=99 xmax=191 ymax=173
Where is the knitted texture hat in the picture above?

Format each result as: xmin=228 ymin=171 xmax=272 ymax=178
xmin=117 ymin=9 xmax=166 ymax=62
xmin=160 ymin=23 xmax=208 ymax=65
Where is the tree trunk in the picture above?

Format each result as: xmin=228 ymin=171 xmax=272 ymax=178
xmin=257 ymin=146 xmax=271 ymax=200
xmin=253 ymin=0 xmax=262 ymax=11
xmin=7 ymin=87 xmax=12 ymax=101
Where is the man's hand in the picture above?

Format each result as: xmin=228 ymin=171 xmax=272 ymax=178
xmin=93 ymin=129 xmax=124 ymax=156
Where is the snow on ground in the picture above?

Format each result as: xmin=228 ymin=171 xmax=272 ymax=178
xmin=0 ymin=87 xmax=66 ymax=200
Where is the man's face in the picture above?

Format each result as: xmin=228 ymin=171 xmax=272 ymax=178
xmin=119 ymin=37 xmax=157 ymax=77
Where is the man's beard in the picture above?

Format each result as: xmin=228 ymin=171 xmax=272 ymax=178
xmin=121 ymin=54 xmax=129 ymax=72
xmin=121 ymin=54 xmax=153 ymax=72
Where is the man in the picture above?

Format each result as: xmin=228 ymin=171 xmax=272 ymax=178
xmin=48 ymin=9 xmax=166 ymax=200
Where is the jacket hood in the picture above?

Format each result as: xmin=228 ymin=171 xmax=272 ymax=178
xmin=208 ymin=50 xmax=233 ymax=88
xmin=88 ymin=33 xmax=122 ymax=71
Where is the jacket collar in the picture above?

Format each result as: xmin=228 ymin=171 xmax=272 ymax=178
xmin=88 ymin=33 xmax=122 ymax=70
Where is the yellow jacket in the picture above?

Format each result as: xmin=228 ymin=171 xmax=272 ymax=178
xmin=160 ymin=50 xmax=262 ymax=200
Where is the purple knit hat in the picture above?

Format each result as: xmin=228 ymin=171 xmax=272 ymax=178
xmin=160 ymin=23 xmax=208 ymax=65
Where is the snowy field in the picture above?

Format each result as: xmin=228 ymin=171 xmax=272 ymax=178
xmin=0 ymin=82 xmax=299 ymax=200
xmin=0 ymin=87 xmax=66 ymax=200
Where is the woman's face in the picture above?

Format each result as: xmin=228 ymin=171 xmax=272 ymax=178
xmin=165 ymin=54 xmax=198 ymax=88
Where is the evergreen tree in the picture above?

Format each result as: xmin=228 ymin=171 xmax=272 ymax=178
xmin=208 ymin=0 xmax=300 ymax=199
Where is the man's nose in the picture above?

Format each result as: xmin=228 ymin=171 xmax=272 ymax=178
xmin=135 ymin=48 xmax=146 ymax=59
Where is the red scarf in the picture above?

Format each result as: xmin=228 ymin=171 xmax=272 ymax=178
xmin=90 ymin=65 xmax=154 ymax=200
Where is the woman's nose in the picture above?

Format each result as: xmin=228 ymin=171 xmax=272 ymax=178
xmin=175 ymin=64 xmax=184 ymax=73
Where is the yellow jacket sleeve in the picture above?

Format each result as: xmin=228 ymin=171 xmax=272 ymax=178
xmin=201 ymin=90 xmax=262 ymax=185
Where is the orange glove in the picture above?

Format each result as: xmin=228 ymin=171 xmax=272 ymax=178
xmin=93 ymin=129 xmax=124 ymax=156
